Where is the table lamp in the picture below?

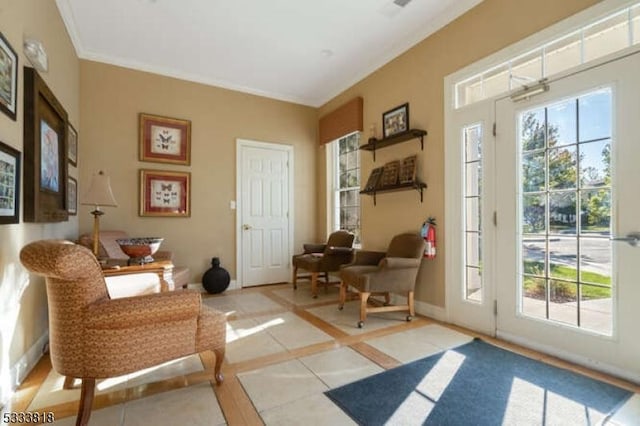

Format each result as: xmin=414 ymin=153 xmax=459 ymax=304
xmin=81 ymin=170 xmax=118 ymax=257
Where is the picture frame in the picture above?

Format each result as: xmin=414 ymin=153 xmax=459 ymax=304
xmin=68 ymin=123 xmax=78 ymax=167
xmin=382 ymin=103 xmax=409 ymax=138
xmin=380 ymin=160 xmax=400 ymax=187
xmin=23 ymin=67 xmax=69 ymax=223
xmin=0 ymin=32 xmax=18 ymax=121
xmin=139 ymin=113 xmax=191 ymax=165
xmin=67 ymin=176 xmax=77 ymax=215
xmin=363 ymin=167 xmax=384 ymax=192
xmin=399 ymin=155 xmax=417 ymax=184
xmin=0 ymin=141 xmax=20 ymax=224
xmin=140 ymin=169 xmax=191 ymax=217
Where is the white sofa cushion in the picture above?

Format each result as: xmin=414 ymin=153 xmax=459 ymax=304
xmin=105 ymin=273 xmax=161 ymax=299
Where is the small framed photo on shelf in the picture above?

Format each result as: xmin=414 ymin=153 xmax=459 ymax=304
xmin=380 ymin=160 xmax=400 ymax=187
xmin=139 ymin=113 xmax=191 ymax=165
xmin=382 ymin=103 xmax=409 ymax=138
xmin=0 ymin=32 xmax=18 ymax=121
xmin=67 ymin=176 xmax=77 ymax=215
xmin=399 ymin=155 xmax=417 ymax=184
xmin=0 ymin=141 xmax=20 ymax=224
xmin=68 ymin=123 xmax=78 ymax=167
xmin=140 ymin=169 xmax=191 ymax=217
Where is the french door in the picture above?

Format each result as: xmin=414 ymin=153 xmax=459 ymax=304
xmin=495 ymin=51 xmax=640 ymax=380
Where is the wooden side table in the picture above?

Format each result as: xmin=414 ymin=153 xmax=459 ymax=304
xmin=101 ymin=259 xmax=175 ymax=291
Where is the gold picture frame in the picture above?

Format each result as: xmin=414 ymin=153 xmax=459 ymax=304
xmin=139 ymin=113 xmax=191 ymax=165
xmin=139 ymin=169 xmax=191 ymax=217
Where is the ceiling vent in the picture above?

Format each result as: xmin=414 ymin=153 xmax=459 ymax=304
xmin=393 ymin=0 xmax=412 ymax=7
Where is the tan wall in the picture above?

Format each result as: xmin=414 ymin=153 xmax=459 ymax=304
xmin=0 ymin=0 xmax=79 ymax=398
xmin=79 ymin=61 xmax=318 ymax=282
xmin=317 ymin=0 xmax=601 ymax=307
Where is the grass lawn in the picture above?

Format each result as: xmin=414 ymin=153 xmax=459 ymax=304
xmin=523 ymin=261 xmax=611 ymax=300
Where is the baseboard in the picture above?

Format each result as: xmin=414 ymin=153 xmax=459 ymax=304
xmin=497 ymin=330 xmax=640 ymax=384
xmin=390 ymin=294 xmax=447 ymax=322
xmin=187 ymin=280 xmax=238 ymax=292
xmin=1 ymin=331 xmax=48 ymax=407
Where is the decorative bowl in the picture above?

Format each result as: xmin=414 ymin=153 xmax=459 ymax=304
xmin=116 ymin=237 xmax=164 ymax=265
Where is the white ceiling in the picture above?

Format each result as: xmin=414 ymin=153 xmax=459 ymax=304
xmin=56 ymin=0 xmax=482 ymax=107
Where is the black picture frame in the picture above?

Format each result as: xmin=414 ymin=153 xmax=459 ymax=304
xmin=0 ymin=141 xmax=20 ymax=224
xmin=68 ymin=123 xmax=78 ymax=167
xmin=67 ymin=176 xmax=77 ymax=215
xmin=0 ymin=32 xmax=18 ymax=121
xmin=382 ymin=103 xmax=409 ymax=138
xmin=23 ymin=67 xmax=69 ymax=223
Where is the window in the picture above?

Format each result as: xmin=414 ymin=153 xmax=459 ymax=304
xmin=330 ymin=132 xmax=361 ymax=245
xmin=454 ymin=1 xmax=640 ymax=109
xmin=463 ymin=123 xmax=483 ymax=302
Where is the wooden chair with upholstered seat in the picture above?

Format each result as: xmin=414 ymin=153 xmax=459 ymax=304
xmin=338 ymin=233 xmax=425 ymax=328
xmin=291 ymin=230 xmax=355 ymax=298
xmin=20 ymin=240 xmax=226 ymax=426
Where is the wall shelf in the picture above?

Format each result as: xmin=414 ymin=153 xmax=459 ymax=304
xmin=360 ymin=181 xmax=427 ymax=206
xmin=360 ymin=129 xmax=427 ymax=161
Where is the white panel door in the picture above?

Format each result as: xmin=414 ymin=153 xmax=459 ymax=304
xmin=494 ymin=51 xmax=640 ymax=381
xmin=239 ymin=140 xmax=292 ymax=287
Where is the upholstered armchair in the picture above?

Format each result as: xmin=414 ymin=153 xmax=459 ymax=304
xmin=20 ymin=240 xmax=226 ymax=426
xmin=339 ymin=233 xmax=425 ymax=328
xmin=78 ymin=230 xmax=190 ymax=289
xmin=291 ymin=230 xmax=355 ymax=298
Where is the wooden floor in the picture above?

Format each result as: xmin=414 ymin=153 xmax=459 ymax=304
xmin=7 ymin=283 xmax=640 ymax=425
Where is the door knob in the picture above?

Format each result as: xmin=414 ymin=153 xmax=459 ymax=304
xmin=243 ymin=224 xmax=252 ymax=230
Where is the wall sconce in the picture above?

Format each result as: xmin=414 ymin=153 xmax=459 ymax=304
xmin=23 ymin=38 xmax=48 ymax=73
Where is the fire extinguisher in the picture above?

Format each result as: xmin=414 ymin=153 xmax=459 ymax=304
xmin=420 ymin=217 xmax=437 ymax=259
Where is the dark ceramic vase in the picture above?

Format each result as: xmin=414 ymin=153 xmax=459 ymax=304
xmin=202 ymin=257 xmax=230 ymax=294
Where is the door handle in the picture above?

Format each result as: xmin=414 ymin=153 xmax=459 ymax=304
xmin=243 ymin=224 xmax=252 ymax=231
xmin=610 ymin=232 xmax=640 ymax=247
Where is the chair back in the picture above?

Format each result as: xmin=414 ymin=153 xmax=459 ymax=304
xmin=386 ymin=233 xmax=425 ymax=258
xmin=325 ymin=230 xmax=355 ymax=253
xmin=20 ymin=240 xmax=109 ymax=375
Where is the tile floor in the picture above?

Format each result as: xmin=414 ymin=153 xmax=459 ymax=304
xmin=7 ymin=281 xmax=640 ymax=425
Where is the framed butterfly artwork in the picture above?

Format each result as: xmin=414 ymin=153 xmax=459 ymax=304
xmin=139 ymin=169 xmax=191 ymax=217
xmin=139 ymin=113 xmax=191 ymax=165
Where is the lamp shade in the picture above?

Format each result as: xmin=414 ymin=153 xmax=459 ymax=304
xmin=81 ymin=171 xmax=118 ymax=207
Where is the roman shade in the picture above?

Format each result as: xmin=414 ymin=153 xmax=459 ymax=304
xmin=318 ymin=97 xmax=363 ymax=145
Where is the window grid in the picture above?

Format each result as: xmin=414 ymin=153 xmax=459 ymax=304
xmin=334 ymin=133 xmax=361 ymax=245
xmin=455 ymin=1 xmax=640 ymax=108
xmin=463 ymin=124 xmax=483 ymax=303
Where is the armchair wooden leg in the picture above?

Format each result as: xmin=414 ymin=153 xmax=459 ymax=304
xmin=213 ymin=347 xmax=225 ymax=385
xmin=339 ymin=281 xmax=346 ymax=309
xmin=311 ymin=272 xmax=318 ymax=298
xmin=408 ymin=291 xmax=415 ymax=316
xmin=292 ymin=266 xmax=298 ymax=290
xmin=359 ymin=292 xmax=371 ymax=327
xmin=63 ymin=376 xmax=76 ymax=389
xmin=76 ymin=378 xmax=95 ymax=426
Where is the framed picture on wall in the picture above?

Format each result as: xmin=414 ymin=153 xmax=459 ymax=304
xmin=23 ymin=68 xmax=69 ymax=223
xmin=68 ymin=123 xmax=78 ymax=167
xmin=67 ymin=176 xmax=77 ymax=215
xmin=0 ymin=141 xmax=20 ymax=224
xmin=139 ymin=113 xmax=191 ymax=165
xmin=0 ymin=32 xmax=18 ymax=121
xmin=382 ymin=103 xmax=409 ymax=138
xmin=139 ymin=169 xmax=191 ymax=217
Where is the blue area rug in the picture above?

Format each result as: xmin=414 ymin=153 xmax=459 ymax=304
xmin=325 ymin=339 xmax=632 ymax=425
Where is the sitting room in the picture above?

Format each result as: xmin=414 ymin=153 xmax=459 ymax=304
xmin=1 ymin=0 xmax=639 ymax=425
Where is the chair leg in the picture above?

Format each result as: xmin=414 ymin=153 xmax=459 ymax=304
xmin=311 ymin=272 xmax=318 ymax=298
xmin=76 ymin=378 xmax=95 ymax=426
xmin=359 ymin=292 xmax=370 ymax=326
xmin=339 ymin=281 xmax=347 ymax=309
xmin=384 ymin=292 xmax=391 ymax=306
xmin=292 ymin=266 xmax=298 ymax=290
xmin=213 ymin=347 xmax=225 ymax=384
xmin=408 ymin=291 xmax=415 ymax=317
xmin=63 ymin=376 xmax=76 ymax=389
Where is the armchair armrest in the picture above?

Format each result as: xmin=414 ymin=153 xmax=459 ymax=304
xmin=350 ymin=250 xmax=386 ymax=266
xmin=379 ymin=257 xmax=421 ymax=269
xmin=85 ymin=290 xmax=201 ymax=330
xmin=303 ymin=243 xmax=327 ymax=254
xmin=325 ymin=246 xmax=353 ymax=255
